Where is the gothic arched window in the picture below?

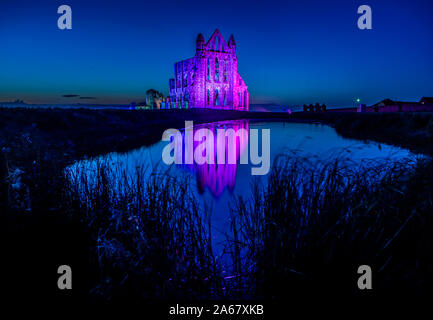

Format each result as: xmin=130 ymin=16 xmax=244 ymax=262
xmin=215 ymin=89 xmax=219 ymax=106
xmin=207 ymin=58 xmax=210 ymax=80
xmin=207 ymin=89 xmax=210 ymax=106
xmin=224 ymin=59 xmax=227 ymax=82
xmin=223 ymin=90 xmax=227 ymax=106
xmin=215 ymin=58 xmax=219 ymax=81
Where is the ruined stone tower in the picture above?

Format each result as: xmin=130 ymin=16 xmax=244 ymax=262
xmin=168 ymin=29 xmax=248 ymax=110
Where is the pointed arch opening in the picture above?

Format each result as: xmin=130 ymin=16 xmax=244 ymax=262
xmin=207 ymin=58 xmax=210 ymax=81
xmin=215 ymin=89 xmax=219 ymax=106
xmin=215 ymin=58 xmax=219 ymax=82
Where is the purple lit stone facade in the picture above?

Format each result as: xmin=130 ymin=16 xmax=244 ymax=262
xmin=168 ymin=29 xmax=249 ymax=110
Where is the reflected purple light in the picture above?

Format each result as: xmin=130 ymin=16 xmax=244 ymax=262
xmin=176 ymin=121 xmax=249 ymax=197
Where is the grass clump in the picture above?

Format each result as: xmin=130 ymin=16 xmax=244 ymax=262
xmin=64 ymin=162 xmax=223 ymax=300
xmin=227 ymin=155 xmax=433 ymax=299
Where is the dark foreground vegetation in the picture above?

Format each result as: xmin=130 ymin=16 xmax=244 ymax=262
xmin=229 ymin=156 xmax=433 ymax=298
xmin=1 ymin=107 xmax=433 ymax=303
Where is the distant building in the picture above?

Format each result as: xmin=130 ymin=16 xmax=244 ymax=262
xmin=168 ymin=29 xmax=249 ymax=110
xmin=420 ymin=97 xmax=433 ymax=105
xmin=371 ymin=98 xmax=433 ymax=112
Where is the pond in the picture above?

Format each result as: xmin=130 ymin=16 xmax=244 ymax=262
xmin=67 ymin=120 xmax=417 ymax=251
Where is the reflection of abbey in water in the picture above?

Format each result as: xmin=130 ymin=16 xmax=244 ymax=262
xmin=180 ymin=121 xmax=249 ymax=196
xmin=168 ymin=29 xmax=249 ymax=110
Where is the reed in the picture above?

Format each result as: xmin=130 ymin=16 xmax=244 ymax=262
xmin=64 ymin=161 xmax=223 ymax=299
xmin=227 ymin=155 xmax=433 ymax=298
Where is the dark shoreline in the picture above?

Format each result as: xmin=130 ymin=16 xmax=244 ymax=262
xmin=1 ymin=108 xmax=293 ymax=169
xmin=2 ymin=107 xmax=432 ymax=170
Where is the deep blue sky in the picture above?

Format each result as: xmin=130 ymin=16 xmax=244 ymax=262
xmin=1 ymin=0 xmax=432 ymax=106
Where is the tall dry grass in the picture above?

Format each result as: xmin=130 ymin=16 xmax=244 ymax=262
xmin=64 ymin=161 xmax=224 ymax=299
xmin=227 ymin=155 xmax=433 ymax=298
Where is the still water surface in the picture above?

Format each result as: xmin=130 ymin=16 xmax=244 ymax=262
xmin=68 ymin=120 xmax=416 ymax=248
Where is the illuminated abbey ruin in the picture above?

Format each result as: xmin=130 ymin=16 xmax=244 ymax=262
xmin=168 ymin=29 xmax=249 ymax=110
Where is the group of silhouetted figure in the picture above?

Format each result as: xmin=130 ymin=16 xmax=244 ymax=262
xmin=303 ymin=103 xmax=327 ymax=112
